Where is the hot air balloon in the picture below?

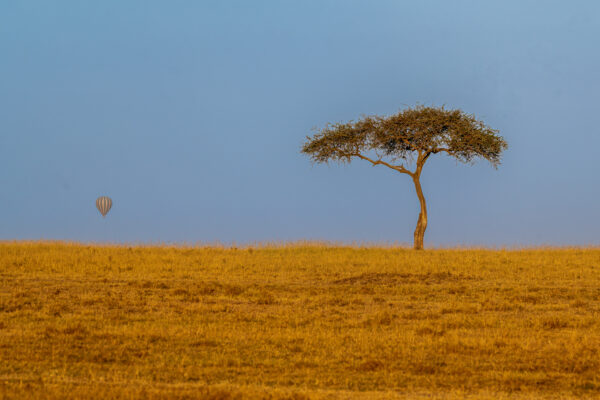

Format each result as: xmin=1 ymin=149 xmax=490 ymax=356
xmin=96 ymin=196 xmax=112 ymax=217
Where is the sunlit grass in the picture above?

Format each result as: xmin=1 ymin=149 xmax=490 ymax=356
xmin=1 ymin=242 xmax=599 ymax=399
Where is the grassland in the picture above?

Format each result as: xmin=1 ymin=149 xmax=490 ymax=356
xmin=1 ymin=242 xmax=599 ymax=399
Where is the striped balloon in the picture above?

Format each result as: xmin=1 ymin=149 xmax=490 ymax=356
xmin=96 ymin=196 xmax=112 ymax=217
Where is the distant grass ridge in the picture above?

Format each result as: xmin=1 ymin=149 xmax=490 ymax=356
xmin=1 ymin=242 xmax=599 ymax=399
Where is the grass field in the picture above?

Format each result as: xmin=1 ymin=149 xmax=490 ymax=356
xmin=1 ymin=242 xmax=599 ymax=399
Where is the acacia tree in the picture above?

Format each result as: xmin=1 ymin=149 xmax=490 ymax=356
xmin=301 ymin=105 xmax=507 ymax=250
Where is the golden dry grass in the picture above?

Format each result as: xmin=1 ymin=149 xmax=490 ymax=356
xmin=1 ymin=242 xmax=599 ymax=399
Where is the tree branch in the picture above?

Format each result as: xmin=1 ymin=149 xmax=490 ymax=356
xmin=421 ymin=151 xmax=432 ymax=163
xmin=433 ymin=148 xmax=452 ymax=155
xmin=347 ymin=152 xmax=413 ymax=175
xmin=414 ymin=150 xmax=434 ymax=178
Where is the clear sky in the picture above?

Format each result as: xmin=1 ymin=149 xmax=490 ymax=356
xmin=1 ymin=1 xmax=599 ymax=246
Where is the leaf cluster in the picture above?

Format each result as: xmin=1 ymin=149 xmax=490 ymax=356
xmin=302 ymin=105 xmax=507 ymax=169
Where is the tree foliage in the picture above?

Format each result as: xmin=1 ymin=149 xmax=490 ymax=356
xmin=302 ymin=105 xmax=507 ymax=174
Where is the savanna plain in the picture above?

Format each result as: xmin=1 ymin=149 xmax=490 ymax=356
xmin=1 ymin=242 xmax=599 ymax=399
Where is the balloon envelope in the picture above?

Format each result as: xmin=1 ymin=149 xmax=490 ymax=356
xmin=96 ymin=196 xmax=112 ymax=217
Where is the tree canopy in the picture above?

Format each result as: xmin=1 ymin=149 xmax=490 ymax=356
xmin=302 ymin=105 xmax=507 ymax=176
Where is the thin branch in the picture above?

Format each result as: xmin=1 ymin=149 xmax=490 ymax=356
xmin=347 ymin=152 xmax=413 ymax=175
xmin=414 ymin=150 xmax=434 ymax=178
xmin=433 ymin=148 xmax=452 ymax=155
xmin=421 ymin=151 xmax=432 ymax=163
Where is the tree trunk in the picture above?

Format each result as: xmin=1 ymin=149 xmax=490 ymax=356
xmin=412 ymin=175 xmax=427 ymax=250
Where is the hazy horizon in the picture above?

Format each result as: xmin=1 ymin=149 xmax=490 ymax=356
xmin=2 ymin=1 xmax=599 ymax=246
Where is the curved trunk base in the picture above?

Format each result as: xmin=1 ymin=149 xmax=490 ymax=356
xmin=413 ymin=213 xmax=427 ymax=250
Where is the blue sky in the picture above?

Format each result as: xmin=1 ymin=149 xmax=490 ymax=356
xmin=1 ymin=1 xmax=599 ymax=246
